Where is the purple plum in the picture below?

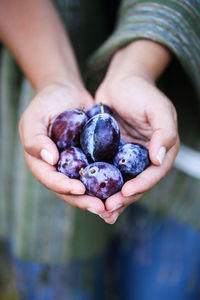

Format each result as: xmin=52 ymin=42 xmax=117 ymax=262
xmin=57 ymin=146 xmax=88 ymax=179
xmin=50 ymin=109 xmax=88 ymax=151
xmin=80 ymin=162 xmax=124 ymax=201
xmin=86 ymin=103 xmax=113 ymax=119
xmin=80 ymin=113 xmax=120 ymax=162
xmin=113 ymin=143 xmax=150 ymax=180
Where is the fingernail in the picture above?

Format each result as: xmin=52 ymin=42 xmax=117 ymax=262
xmin=40 ymin=149 xmax=54 ymax=165
xmin=108 ymin=204 xmax=123 ymax=213
xmin=71 ymin=190 xmax=85 ymax=195
xmin=87 ymin=208 xmax=99 ymax=215
xmin=157 ymin=146 xmax=166 ymax=165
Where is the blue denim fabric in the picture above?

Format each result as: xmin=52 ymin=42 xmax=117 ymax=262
xmin=13 ymin=258 xmax=105 ymax=300
xmin=108 ymin=206 xmax=200 ymax=300
xmin=4 ymin=206 xmax=200 ymax=300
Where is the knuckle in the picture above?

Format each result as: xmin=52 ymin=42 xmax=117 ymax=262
xmin=168 ymin=130 xmax=178 ymax=146
xmin=63 ymin=187 xmax=72 ymax=195
xmin=23 ymin=140 xmax=34 ymax=153
xmin=56 ymin=180 xmax=71 ymax=195
xmin=163 ymin=126 xmax=177 ymax=147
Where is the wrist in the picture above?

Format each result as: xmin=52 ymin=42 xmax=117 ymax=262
xmin=35 ymin=73 xmax=84 ymax=93
xmin=106 ymin=39 xmax=171 ymax=83
xmin=35 ymin=80 xmax=91 ymax=110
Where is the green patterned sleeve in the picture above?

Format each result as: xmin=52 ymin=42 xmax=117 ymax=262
xmin=89 ymin=0 xmax=200 ymax=95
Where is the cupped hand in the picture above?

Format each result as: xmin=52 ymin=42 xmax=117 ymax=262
xmin=95 ymin=75 xmax=180 ymax=222
xmin=18 ymin=82 xmax=114 ymax=219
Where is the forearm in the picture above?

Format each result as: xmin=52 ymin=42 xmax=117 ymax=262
xmin=0 ymin=0 xmax=82 ymax=91
xmin=102 ymin=40 xmax=171 ymax=83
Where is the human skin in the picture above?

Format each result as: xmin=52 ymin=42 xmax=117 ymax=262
xmin=95 ymin=40 xmax=180 ymax=223
xmin=0 ymin=0 xmax=113 ymax=219
xmin=0 ymin=1 xmax=179 ymax=224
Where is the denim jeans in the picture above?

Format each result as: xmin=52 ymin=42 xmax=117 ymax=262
xmin=3 ymin=205 xmax=200 ymax=300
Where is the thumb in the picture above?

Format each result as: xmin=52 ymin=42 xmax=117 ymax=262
xmin=36 ymin=135 xmax=59 ymax=166
xmin=149 ymin=125 xmax=178 ymax=166
xmin=19 ymin=117 xmax=59 ymax=165
xmin=147 ymin=96 xmax=178 ymax=166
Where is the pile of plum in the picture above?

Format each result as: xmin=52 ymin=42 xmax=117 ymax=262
xmin=50 ymin=104 xmax=150 ymax=201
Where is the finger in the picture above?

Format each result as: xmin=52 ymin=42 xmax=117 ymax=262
xmin=54 ymin=192 xmax=109 ymax=216
xmin=103 ymin=206 xmax=125 ymax=224
xmin=122 ymin=142 xmax=179 ymax=197
xmin=24 ymin=152 xmax=114 ymax=218
xmin=149 ymin=129 xmax=178 ymax=166
xmin=147 ymin=100 xmax=178 ymax=166
xmin=105 ymin=191 xmax=144 ymax=212
xmin=24 ymin=152 xmax=86 ymax=195
xmin=19 ymin=115 xmax=59 ymax=165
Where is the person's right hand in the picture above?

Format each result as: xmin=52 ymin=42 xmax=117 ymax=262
xmin=18 ymin=82 xmax=113 ymax=219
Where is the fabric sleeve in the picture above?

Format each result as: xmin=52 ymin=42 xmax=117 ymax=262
xmin=89 ymin=0 xmax=200 ymax=95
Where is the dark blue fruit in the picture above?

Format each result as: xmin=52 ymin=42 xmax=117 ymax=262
xmin=57 ymin=146 xmax=88 ymax=179
xmin=50 ymin=109 xmax=88 ymax=151
xmin=80 ymin=162 xmax=123 ymax=200
xmin=80 ymin=113 xmax=120 ymax=162
xmin=113 ymin=143 xmax=150 ymax=180
xmin=86 ymin=104 xmax=113 ymax=119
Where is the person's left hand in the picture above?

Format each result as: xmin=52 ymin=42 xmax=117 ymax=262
xmin=95 ymin=72 xmax=179 ymax=224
